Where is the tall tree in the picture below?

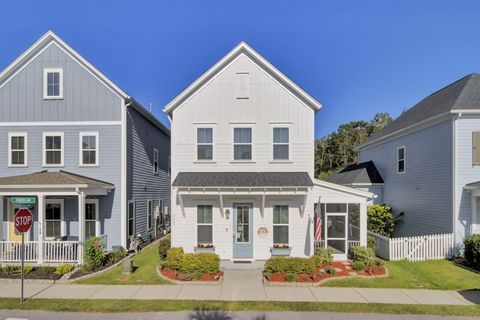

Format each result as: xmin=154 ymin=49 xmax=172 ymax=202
xmin=315 ymin=112 xmax=392 ymax=179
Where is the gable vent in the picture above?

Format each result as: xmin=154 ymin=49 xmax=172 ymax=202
xmin=236 ymin=72 xmax=250 ymax=99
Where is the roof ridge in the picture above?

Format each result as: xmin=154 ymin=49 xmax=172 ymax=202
xmin=451 ymin=74 xmax=478 ymax=109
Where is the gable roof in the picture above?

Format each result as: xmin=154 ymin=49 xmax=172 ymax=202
xmin=0 ymin=30 xmax=128 ymax=99
xmin=326 ymin=161 xmax=384 ymax=185
xmin=163 ymin=41 xmax=323 ymax=116
xmin=360 ymin=73 xmax=480 ymax=148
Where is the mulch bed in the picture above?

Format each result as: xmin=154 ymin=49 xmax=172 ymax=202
xmin=160 ymin=267 xmax=224 ymax=282
xmin=0 ymin=267 xmax=61 ymax=280
xmin=265 ymin=261 xmax=385 ymax=283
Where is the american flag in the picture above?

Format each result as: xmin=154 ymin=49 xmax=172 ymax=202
xmin=314 ymin=197 xmax=322 ymax=242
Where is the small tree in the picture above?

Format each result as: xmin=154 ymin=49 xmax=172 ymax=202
xmin=367 ymin=204 xmax=396 ymax=237
xmin=84 ymin=237 xmax=106 ymax=270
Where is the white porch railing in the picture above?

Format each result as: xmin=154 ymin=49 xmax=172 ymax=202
xmin=0 ymin=241 xmax=79 ymax=264
xmin=314 ymin=240 xmax=361 ymax=254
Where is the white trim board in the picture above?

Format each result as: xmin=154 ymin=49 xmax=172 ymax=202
xmin=0 ymin=121 xmax=122 ymax=126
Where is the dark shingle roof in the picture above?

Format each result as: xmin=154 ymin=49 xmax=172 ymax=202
xmin=326 ymin=161 xmax=384 ymax=185
xmin=172 ymin=172 xmax=313 ymax=187
xmin=0 ymin=170 xmax=114 ymax=188
xmin=361 ymin=73 xmax=480 ymax=147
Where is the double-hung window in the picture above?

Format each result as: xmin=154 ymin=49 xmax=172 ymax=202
xmin=197 ymin=205 xmax=213 ymax=244
xmin=147 ymin=200 xmax=153 ymax=230
xmin=397 ymin=146 xmax=405 ymax=174
xmin=80 ymin=132 xmax=98 ymax=166
xmin=85 ymin=200 xmax=99 ymax=239
xmin=8 ymin=133 xmax=27 ymax=167
xmin=234 ymin=128 xmax=252 ymax=160
xmin=273 ymin=128 xmax=289 ymax=160
xmin=45 ymin=200 xmax=63 ymax=239
xmin=273 ymin=205 xmax=289 ymax=245
xmin=153 ymin=148 xmax=159 ymax=174
xmin=128 ymin=201 xmax=135 ymax=237
xmin=197 ymin=128 xmax=213 ymax=160
xmin=43 ymin=133 xmax=64 ymax=166
xmin=43 ymin=68 xmax=63 ymax=99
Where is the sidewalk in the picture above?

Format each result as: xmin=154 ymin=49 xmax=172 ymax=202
xmin=1 ymin=278 xmax=479 ymax=305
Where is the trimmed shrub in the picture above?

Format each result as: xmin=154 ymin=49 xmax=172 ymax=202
xmin=367 ymin=236 xmax=376 ymax=249
xmin=264 ymin=257 xmax=315 ymax=275
xmin=352 ymin=261 xmax=366 ymax=271
xmin=55 ymin=264 xmax=74 ymax=276
xmin=285 ymin=273 xmax=296 ymax=282
xmin=351 ymin=246 xmax=377 ymax=266
xmin=39 ymin=266 xmax=55 ymax=277
xmin=3 ymin=265 xmax=17 ymax=275
xmin=158 ymin=236 xmax=171 ymax=260
xmin=166 ymin=247 xmax=184 ymax=270
xmin=325 ymin=266 xmax=336 ymax=275
xmin=464 ymin=235 xmax=480 ymax=269
xmin=165 ymin=248 xmax=220 ymax=275
xmin=106 ymin=248 xmax=127 ymax=265
xmin=84 ymin=237 xmax=106 ymax=270
xmin=24 ymin=264 xmax=33 ymax=275
xmin=367 ymin=204 xmax=396 ymax=237
xmin=312 ymin=247 xmax=333 ymax=266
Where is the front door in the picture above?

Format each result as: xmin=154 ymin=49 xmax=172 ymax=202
xmin=232 ymin=203 xmax=253 ymax=259
xmin=326 ymin=214 xmax=347 ymax=260
xmin=8 ymin=200 xmax=29 ymax=241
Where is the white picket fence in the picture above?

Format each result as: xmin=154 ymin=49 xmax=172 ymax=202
xmin=368 ymin=232 xmax=455 ymax=261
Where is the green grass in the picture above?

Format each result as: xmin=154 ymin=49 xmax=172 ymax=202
xmin=323 ymin=260 xmax=480 ymax=290
xmin=76 ymin=240 xmax=171 ymax=285
xmin=0 ymin=298 xmax=479 ymax=316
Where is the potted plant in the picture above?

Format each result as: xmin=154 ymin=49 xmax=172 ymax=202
xmin=270 ymin=244 xmax=292 ymax=256
xmin=194 ymin=243 xmax=215 ymax=253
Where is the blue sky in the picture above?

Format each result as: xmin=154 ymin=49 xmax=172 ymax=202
xmin=1 ymin=1 xmax=480 ymax=138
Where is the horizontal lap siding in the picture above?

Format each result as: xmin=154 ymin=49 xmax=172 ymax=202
xmin=359 ymin=120 xmax=453 ymax=237
xmin=127 ymin=107 xmax=170 ymax=240
xmin=0 ymin=43 xmax=122 ymax=122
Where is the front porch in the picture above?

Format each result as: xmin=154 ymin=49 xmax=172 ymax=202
xmin=0 ymin=171 xmax=114 ymax=265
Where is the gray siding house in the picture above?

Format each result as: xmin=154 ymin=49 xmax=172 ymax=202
xmin=330 ymin=74 xmax=480 ymax=245
xmin=0 ymin=31 xmax=170 ymax=264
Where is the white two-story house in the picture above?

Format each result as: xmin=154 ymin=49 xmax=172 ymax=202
xmin=165 ymin=42 xmax=373 ymax=261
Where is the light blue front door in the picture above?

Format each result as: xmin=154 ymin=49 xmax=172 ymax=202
xmin=232 ymin=203 xmax=253 ymax=258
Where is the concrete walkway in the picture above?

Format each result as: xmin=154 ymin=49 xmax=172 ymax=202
xmin=1 ymin=280 xmax=479 ymax=306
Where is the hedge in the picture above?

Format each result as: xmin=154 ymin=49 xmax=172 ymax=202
xmin=264 ymin=257 xmax=315 ymax=274
xmin=165 ymin=247 xmax=220 ymax=274
xmin=464 ymin=235 xmax=480 ymax=269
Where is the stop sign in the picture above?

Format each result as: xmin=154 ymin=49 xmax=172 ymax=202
xmin=14 ymin=208 xmax=33 ymax=233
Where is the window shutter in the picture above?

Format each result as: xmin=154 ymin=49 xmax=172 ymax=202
xmin=473 ymin=132 xmax=480 ymax=165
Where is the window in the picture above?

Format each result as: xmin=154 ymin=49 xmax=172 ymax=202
xmin=45 ymin=200 xmax=63 ymax=239
xmin=147 ymin=200 xmax=153 ymax=230
xmin=273 ymin=205 xmax=289 ymax=244
xmin=43 ymin=133 xmax=63 ymax=166
xmin=80 ymin=132 xmax=98 ymax=166
xmin=397 ymin=146 xmax=405 ymax=173
xmin=473 ymin=132 xmax=480 ymax=165
xmin=43 ymin=68 xmax=63 ymax=99
xmin=273 ymin=128 xmax=289 ymax=160
xmin=197 ymin=205 xmax=213 ymax=244
xmin=197 ymin=128 xmax=213 ymax=160
xmin=85 ymin=200 xmax=99 ymax=239
xmin=128 ymin=201 xmax=135 ymax=237
xmin=8 ymin=133 xmax=27 ymax=167
xmin=348 ymin=203 xmax=360 ymax=242
xmin=236 ymin=72 xmax=250 ymax=99
xmin=153 ymin=148 xmax=159 ymax=174
xmin=234 ymin=128 xmax=252 ymax=160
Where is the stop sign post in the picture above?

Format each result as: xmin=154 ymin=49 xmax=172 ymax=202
xmin=14 ymin=207 xmax=32 ymax=304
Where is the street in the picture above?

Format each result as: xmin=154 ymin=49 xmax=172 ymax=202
xmin=0 ymin=311 xmax=477 ymax=320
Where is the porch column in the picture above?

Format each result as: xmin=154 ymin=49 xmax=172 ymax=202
xmin=472 ymin=195 xmax=477 ymax=235
xmin=360 ymin=202 xmax=368 ymax=247
xmin=37 ymin=195 xmax=44 ymax=264
xmin=0 ymin=196 xmax=3 ymax=242
xmin=78 ymin=192 xmax=85 ymax=264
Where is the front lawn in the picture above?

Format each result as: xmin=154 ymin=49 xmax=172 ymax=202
xmin=322 ymin=260 xmax=480 ymax=290
xmin=76 ymin=239 xmax=171 ymax=285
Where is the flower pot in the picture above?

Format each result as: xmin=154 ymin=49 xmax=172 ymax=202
xmin=271 ymin=247 xmax=292 ymax=256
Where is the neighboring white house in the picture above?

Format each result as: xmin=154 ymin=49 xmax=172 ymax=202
xmin=165 ymin=42 xmax=372 ymax=261
xmin=330 ymin=73 xmax=480 ymax=246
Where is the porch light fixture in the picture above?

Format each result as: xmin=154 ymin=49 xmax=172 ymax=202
xmin=225 ymin=209 xmax=230 ymax=219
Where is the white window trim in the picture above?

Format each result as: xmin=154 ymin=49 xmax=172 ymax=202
xmin=153 ymin=148 xmax=159 ymax=174
xmin=397 ymin=146 xmax=406 ymax=174
xmin=147 ymin=200 xmax=153 ymax=230
xmin=272 ymin=127 xmax=289 ymax=161
xmin=43 ymin=132 xmax=64 ymax=167
xmin=85 ymin=199 xmax=100 ymax=237
xmin=45 ymin=198 xmax=65 ymax=240
xmin=197 ymin=204 xmax=214 ymax=245
xmin=196 ymin=128 xmax=214 ymax=161
xmin=79 ymin=132 xmax=99 ymax=167
xmin=8 ymin=132 xmax=28 ymax=167
xmin=233 ymin=127 xmax=253 ymax=161
xmin=128 ymin=200 xmax=136 ymax=237
xmin=43 ymin=68 xmax=64 ymax=100
xmin=273 ymin=205 xmax=289 ymax=245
